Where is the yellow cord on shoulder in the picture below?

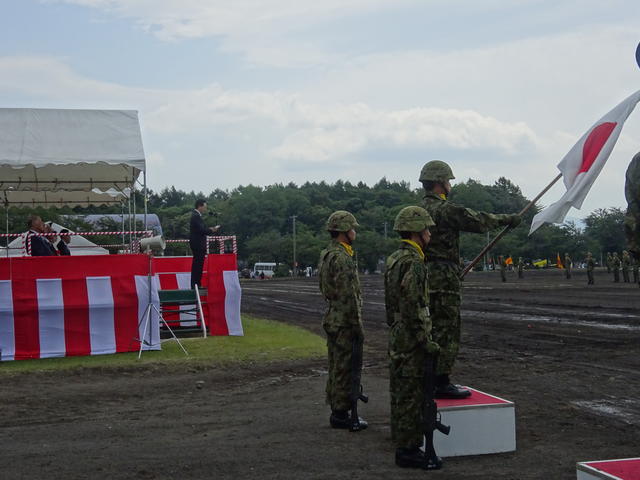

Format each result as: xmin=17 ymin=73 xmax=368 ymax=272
xmin=340 ymin=242 xmax=354 ymax=257
xmin=401 ymin=239 xmax=425 ymax=260
xmin=438 ymin=193 xmax=447 ymax=200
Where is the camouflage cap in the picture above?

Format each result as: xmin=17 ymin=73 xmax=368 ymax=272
xmin=326 ymin=210 xmax=359 ymax=232
xmin=419 ymin=160 xmax=455 ymax=183
xmin=393 ymin=206 xmax=435 ymax=232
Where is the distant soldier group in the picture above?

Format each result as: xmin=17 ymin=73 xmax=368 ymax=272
xmin=318 ymin=160 xmax=521 ymax=470
xmin=605 ymin=250 xmax=637 ymax=284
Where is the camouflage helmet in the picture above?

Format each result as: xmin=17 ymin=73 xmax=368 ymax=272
xmin=326 ymin=210 xmax=359 ymax=232
xmin=419 ymin=160 xmax=455 ymax=183
xmin=393 ymin=206 xmax=435 ymax=232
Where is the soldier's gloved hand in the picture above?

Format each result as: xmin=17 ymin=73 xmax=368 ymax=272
xmin=425 ymin=340 xmax=440 ymax=354
xmin=507 ymin=214 xmax=522 ymax=228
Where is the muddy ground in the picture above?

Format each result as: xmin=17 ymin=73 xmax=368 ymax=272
xmin=1 ymin=268 xmax=639 ymax=479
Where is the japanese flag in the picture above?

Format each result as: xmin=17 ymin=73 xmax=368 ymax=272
xmin=530 ymin=89 xmax=640 ymax=234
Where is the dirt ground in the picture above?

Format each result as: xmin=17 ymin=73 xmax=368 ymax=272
xmin=1 ymin=268 xmax=639 ymax=479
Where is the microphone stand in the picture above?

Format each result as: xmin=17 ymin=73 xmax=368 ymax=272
xmin=137 ymin=249 xmax=188 ymax=358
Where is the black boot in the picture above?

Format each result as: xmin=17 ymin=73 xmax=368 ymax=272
xmin=349 ymin=414 xmax=368 ymax=432
xmin=435 ymin=374 xmax=471 ymax=399
xmin=395 ymin=447 xmax=443 ymax=470
xmin=329 ymin=410 xmax=350 ymax=429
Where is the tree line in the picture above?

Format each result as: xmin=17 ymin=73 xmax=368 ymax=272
xmin=1 ymin=177 xmax=627 ymax=271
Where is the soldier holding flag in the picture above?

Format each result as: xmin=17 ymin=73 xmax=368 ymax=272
xmin=420 ymin=161 xmax=520 ymax=398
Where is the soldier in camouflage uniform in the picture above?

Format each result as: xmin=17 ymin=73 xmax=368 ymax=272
xmin=622 ymin=251 xmax=631 ymax=283
xmin=612 ymin=252 xmax=621 ymax=283
xmin=385 ymin=206 xmax=441 ymax=470
xmin=498 ymin=255 xmax=507 ymax=282
xmin=517 ymin=257 xmax=524 ymax=279
xmin=625 ymin=153 xmax=640 ymax=287
xmin=606 ymin=252 xmax=613 ymax=274
xmin=564 ymin=253 xmax=572 ymax=279
xmin=318 ymin=211 xmax=367 ymax=431
xmin=586 ymin=252 xmax=595 ymax=285
xmin=420 ymin=160 xmax=521 ymax=398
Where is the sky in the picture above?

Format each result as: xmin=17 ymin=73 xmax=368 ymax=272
xmin=1 ymin=0 xmax=639 ymax=218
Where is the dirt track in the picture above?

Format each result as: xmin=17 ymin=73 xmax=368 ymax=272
xmin=1 ymin=268 xmax=639 ymax=479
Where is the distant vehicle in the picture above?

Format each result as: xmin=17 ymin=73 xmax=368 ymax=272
xmin=253 ymin=262 xmax=276 ymax=278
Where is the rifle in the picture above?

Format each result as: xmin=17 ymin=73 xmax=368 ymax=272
xmin=349 ymin=335 xmax=368 ymax=432
xmin=423 ymin=353 xmax=450 ymax=469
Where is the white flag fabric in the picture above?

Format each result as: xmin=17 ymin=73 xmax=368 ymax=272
xmin=530 ymin=89 xmax=640 ymax=234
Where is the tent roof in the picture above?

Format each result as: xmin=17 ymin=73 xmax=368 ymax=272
xmin=2 ymin=190 xmax=127 ymax=208
xmin=0 ymin=108 xmax=145 ymax=192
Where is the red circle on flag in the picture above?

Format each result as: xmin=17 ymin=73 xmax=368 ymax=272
xmin=579 ymin=122 xmax=617 ymax=173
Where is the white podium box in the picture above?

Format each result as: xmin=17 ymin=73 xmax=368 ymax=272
xmin=577 ymin=458 xmax=640 ymax=480
xmin=427 ymin=387 xmax=516 ymax=458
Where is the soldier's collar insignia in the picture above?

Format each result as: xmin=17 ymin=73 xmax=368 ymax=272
xmin=401 ymin=239 xmax=425 ymax=260
xmin=340 ymin=242 xmax=354 ymax=257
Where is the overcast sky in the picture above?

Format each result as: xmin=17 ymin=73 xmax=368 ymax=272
xmin=1 ymin=0 xmax=639 ymax=218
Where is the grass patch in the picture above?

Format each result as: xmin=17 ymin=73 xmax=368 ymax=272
xmin=0 ymin=315 xmax=326 ymax=375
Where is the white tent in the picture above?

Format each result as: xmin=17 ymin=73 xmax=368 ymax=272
xmin=0 ymin=108 xmax=145 ymax=193
xmin=0 ymin=108 xmax=147 ymax=247
xmin=4 ymin=222 xmax=109 ymax=257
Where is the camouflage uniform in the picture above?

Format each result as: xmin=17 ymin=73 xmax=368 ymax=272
xmin=422 ymin=191 xmax=518 ymax=376
xmin=586 ymin=254 xmax=595 ymax=285
xmin=606 ymin=253 xmax=613 ymax=274
xmin=517 ymin=257 xmax=524 ymax=279
xmin=498 ymin=256 xmax=507 ymax=282
xmin=385 ymin=207 xmax=436 ymax=450
xmin=624 ymin=153 xmax=640 ymax=267
xmin=318 ymin=213 xmax=363 ymax=413
xmin=612 ymin=253 xmax=621 ymax=283
xmin=564 ymin=254 xmax=572 ymax=279
xmin=633 ymin=259 xmax=639 ymax=284
xmin=622 ymin=251 xmax=631 ymax=283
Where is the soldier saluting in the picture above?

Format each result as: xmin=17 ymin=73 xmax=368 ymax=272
xmin=420 ymin=161 xmax=521 ymax=398
xmin=318 ymin=211 xmax=367 ymax=431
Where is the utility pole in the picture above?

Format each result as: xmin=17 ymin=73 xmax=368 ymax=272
xmin=291 ymin=215 xmax=297 ymax=277
xmin=383 ymin=221 xmax=388 ymax=240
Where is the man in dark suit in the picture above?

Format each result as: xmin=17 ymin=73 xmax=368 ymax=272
xmin=190 ymin=199 xmax=220 ymax=288
xmin=56 ymin=229 xmax=72 ymax=256
xmin=26 ymin=215 xmax=55 ymax=256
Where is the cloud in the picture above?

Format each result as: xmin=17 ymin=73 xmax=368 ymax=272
xmin=53 ymin=0 xmax=414 ymax=67
xmin=0 ymin=56 xmax=535 ymax=162
xmin=269 ymin=104 xmax=537 ymax=162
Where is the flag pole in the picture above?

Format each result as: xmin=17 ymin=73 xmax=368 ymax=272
xmin=460 ymin=172 xmax=563 ymax=279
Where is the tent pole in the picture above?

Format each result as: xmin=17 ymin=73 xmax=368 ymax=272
xmin=143 ymin=171 xmax=148 ymax=233
xmin=128 ymin=194 xmax=133 ymax=252
xmin=133 ymin=181 xmax=137 ymax=247
xmin=5 ymin=201 xmax=9 ymax=257
xmin=121 ymin=201 xmax=125 ymax=251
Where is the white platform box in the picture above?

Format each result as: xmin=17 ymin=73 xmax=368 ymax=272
xmin=577 ymin=458 xmax=640 ymax=480
xmin=427 ymin=387 xmax=516 ymax=457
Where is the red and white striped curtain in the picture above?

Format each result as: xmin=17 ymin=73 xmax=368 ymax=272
xmin=0 ymin=255 xmax=160 ymax=361
xmin=152 ymin=255 xmax=243 ymax=336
